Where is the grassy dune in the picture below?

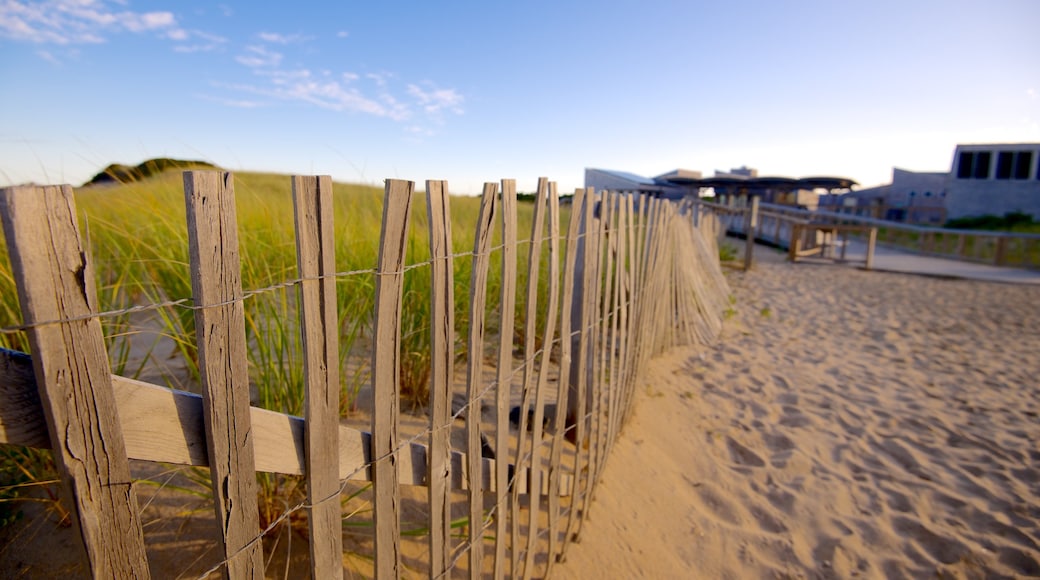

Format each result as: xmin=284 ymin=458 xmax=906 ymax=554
xmin=1 ymin=168 xmax=560 ymax=530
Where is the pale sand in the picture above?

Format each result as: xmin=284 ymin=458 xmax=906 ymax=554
xmin=554 ymin=247 xmax=1040 ymax=579
xmin=3 ymin=247 xmax=1038 ymax=578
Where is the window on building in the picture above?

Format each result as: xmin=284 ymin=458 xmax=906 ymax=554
xmin=997 ymin=152 xmax=1013 ymax=179
xmin=957 ymin=151 xmax=993 ymax=179
xmin=974 ymin=151 xmax=991 ymax=178
xmin=1013 ymin=151 xmax=1033 ymax=180
xmin=957 ymin=152 xmax=974 ymax=178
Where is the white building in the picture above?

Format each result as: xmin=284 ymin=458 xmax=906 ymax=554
xmin=945 ymin=143 xmax=1040 ymax=220
xmin=828 ymin=168 xmax=948 ymax=223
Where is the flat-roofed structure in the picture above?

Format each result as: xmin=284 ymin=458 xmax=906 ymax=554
xmin=945 ymin=143 xmax=1040 ymax=220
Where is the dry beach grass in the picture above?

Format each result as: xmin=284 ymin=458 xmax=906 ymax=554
xmin=555 ymin=247 xmax=1040 ymax=579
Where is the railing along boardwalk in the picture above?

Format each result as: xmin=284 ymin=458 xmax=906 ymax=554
xmin=0 ymin=174 xmax=730 ymax=578
xmin=697 ymin=197 xmax=1040 ymax=271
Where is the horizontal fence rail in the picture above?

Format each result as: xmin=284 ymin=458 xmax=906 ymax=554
xmin=0 ymin=174 xmax=730 ymax=578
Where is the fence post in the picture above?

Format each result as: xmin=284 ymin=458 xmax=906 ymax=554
xmin=371 ymin=178 xmax=414 ymax=579
xmin=511 ymin=178 xmax=549 ymax=578
xmin=493 ymin=179 xmax=519 ymax=580
xmin=789 ymin=224 xmax=802 ymax=263
xmin=0 ymin=185 xmax=149 ymax=578
xmin=744 ymin=196 xmax=759 ymax=271
xmin=994 ymin=236 xmax=1009 ymax=266
xmin=291 ymin=175 xmax=343 ymax=580
xmin=424 ymin=180 xmax=455 ymax=577
xmin=463 ymin=182 xmax=498 ymax=579
xmin=865 ymin=227 xmax=878 ymax=270
xmin=183 ymin=171 xmax=264 ymax=578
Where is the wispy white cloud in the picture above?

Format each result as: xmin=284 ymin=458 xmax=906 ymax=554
xmin=336 ymin=31 xmax=349 ymax=38
xmin=220 ymin=69 xmax=410 ymax=120
xmin=222 ymin=49 xmax=463 ymax=136
xmin=0 ymin=0 xmax=178 ymax=44
xmin=407 ymin=82 xmax=465 ymax=115
xmin=36 ymin=49 xmax=60 ymax=64
xmin=171 ymin=30 xmax=227 ymax=53
xmin=257 ymin=31 xmax=312 ymax=45
xmin=236 ymin=45 xmax=283 ymax=68
xmin=196 ymin=93 xmax=266 ymax=109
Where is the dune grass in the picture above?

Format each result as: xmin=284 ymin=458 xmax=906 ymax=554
xmin=0 ymin=169 xmax=562 ymax=537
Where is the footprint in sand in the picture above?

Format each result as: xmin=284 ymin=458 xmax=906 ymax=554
xmin=726 ymin=436 xmax=766 ymax=468
xmin=763 ymin=431 xmax=795 ymax=468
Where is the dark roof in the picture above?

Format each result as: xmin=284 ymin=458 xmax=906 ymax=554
xmin=659 ymin=174 xmax=857 ymax=191
xmin=590 ymin=168 xmax=659 ymax=186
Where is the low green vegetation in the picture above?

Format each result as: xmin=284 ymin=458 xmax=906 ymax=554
xmin=945 ymin=211 xmax=1040 ymax=233
xmin=718 ymin=242 xmax=739 ymax=262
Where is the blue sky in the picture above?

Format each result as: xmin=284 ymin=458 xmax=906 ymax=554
xmin=1 ymin=0 xmax=1038 ymax=193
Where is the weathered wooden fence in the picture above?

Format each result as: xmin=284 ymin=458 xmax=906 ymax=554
xmin=0 ymin=173 xmax=729 ymax=578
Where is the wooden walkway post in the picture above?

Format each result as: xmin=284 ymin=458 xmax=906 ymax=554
xmin=865 ymin=227 xmax=878 ymax=271
xmin=744 ymin=196 xmax=759 ymax=271
xmin=291 ymin=175 xmax=343 ymax=580
xmin=371 ymin=178 xmax=414 ymax=579
xmin=0 ymin=185 xmax=150 ymax=578
xmin=183 ymin=171 xmax=264 ymax=579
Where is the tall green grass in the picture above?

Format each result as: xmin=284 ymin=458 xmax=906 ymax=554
xmin=0 ymin=170 xmax=562 ymax=536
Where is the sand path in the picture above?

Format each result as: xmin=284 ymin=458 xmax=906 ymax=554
xmin=555 ymin=247 xmax=1040 ymax=579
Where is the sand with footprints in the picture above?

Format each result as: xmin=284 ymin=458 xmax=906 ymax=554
xmin=555 ymin=247 xmax=1040 ymax=579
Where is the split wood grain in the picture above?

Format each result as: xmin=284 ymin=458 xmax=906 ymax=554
xmin=544 ymin=185 xmax=587 ymax=572
xmin=183 ymin=171 xmax=264 ymax=579
xmin=425 ymin=179 xmax=455 ymax=577
xmin=371 ymin=178 xmax=414 ymax=579
xmin=511 ymin=177 xmax=548 ymax=578
xmin=464 ymin=181 xmax=497 ymax=579
xmin=0 ymin=184 xmax=150 ymax=578
xmin=291 ymin=175 xmax=343 ymax=580
xmin=492 ymin=179 xmax=519 ymax=580
xmin=522 ymin=180 xmax=561 ymax=580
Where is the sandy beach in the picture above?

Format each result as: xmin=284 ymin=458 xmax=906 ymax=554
xmin=554 ymin=246 xmax=1040 ymax=579
xmin=2 ymin=241 xmax=1038 ymax=578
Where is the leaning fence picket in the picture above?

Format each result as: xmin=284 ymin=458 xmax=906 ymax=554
xmin=544 ymin=184 xmax=587 ymax=573
xmin=371 ymin=178 xmax=415 ymax=578
xmin=0 ymin=185 xmax=150 ymax=578
xmin=559 ymin=187 xmax=596 ymax=561
xmin=425 ymin=179 xmax=455 ymax=577
xmin=522 ymin=180 xmax=562 ymax=579
xmin=183 ymin=171 xmax=265 ymax=579
xmin=291 ymin=174 xmax=343 ymax=580
xmin=493 ymin=179 xmax=519 ymax=580
xmin=511 ymin=177 xmax=548 ymax=578
xmin=463 ymin=181 xmax=498 ymax=579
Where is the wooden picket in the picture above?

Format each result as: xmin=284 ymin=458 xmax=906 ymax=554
xmin=184 ymin=171 xmax=264 ymax=578
xmin=0 ymin=184 xmax=149 ymax=578
xmin=292 ymin=175 xmax=343 ymax=580
xmin=0 ymin=172 xmax=730 ymax=579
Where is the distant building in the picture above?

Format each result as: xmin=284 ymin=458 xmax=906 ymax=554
xmin=821 ymin=143 xmax=1040 ymax=223
xmin=585 ymin=166 xmax=855 ymax=208
xmin=945 ymin=143 xmax=1040 ymax=220
xmin=583 ymin=168 xmax=691 ymax=200
xmin=820 ymin=168 xmax=948 ymax=224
